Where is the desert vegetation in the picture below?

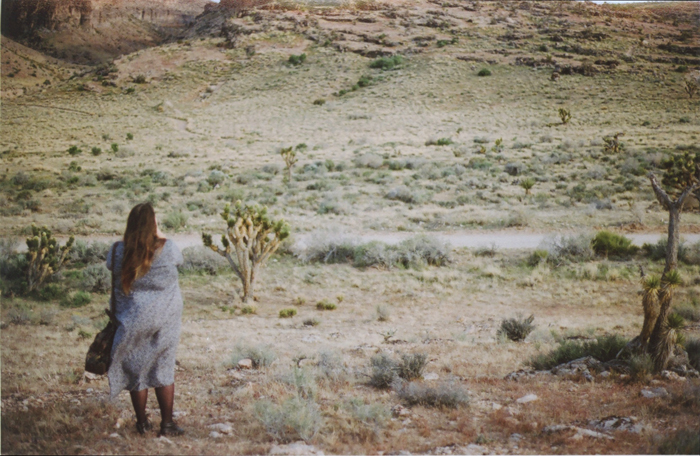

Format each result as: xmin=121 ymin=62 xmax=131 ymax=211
xmin=2 ymin=0 xmax=700 ymax=454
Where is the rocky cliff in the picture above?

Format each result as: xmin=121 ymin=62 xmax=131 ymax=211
xmin=2 ymin=0 xmax=211 ymax=63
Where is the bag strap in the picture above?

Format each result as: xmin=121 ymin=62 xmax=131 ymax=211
xmin=107 ymin=243 xmax=118 ymax=323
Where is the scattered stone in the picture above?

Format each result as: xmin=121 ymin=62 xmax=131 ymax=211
xmin=83 ymin=372 xmax=101 ymax=382
xmin=392 ymin=404 xmax=411 ymax=417
xmin=173 ymin=411 xmax=187 ymax=418
xmin=641 ymin=387 xmax=668 ymax=398
xmin=115 ymin=418 xmax=125 ymax=429
xmin=600 ymin=371 xmax=611 ymax=378
xmin=208 ymin=423 xmax=233 ymax=434
xmin=86 ymin=388 xmax=94 ymax=393
xmin=227 ymin=369 xmax=244 ymax=379
xmin=516 ymin=394 xmax=538 ymax=404
xmin=238 ymin=358 xmax=253 ymax=369
xmin=544 ymin=424 xmax=613 ymax=440
xmin=510 ymin=433 xmax=523 ymax=442
xmin=504 ymin=369 xmax=535 ymax=381
xmin=462 ymin=444 xmax=489 ymax=455
xmin=209 ymin=431 xmax=222 ymax=439
xmin=661 ymin=370 xmax=684 ymax=381
xmin=157 ymin=436 xmax=175 ymax=445
xmin=589 ymin=416 xmax=644 ymax=434
xmin=109 ymin=433 xmax=120 ymax=439
xmin=269 ymin=441 xmax=324 ymax=455
xmin=423 ymin=372 xmax=439 ymax=381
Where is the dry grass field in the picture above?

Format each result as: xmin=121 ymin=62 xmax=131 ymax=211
xmin=2 ymin=1 xmax=700 ymax=454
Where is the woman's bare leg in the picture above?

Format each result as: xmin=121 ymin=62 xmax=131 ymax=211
xmin=129 ymin=389 xmax=148 ymax=424
xmin=155 ymin=383 xmax=175 ymax=424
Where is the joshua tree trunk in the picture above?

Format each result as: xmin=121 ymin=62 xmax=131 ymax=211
xmin=646 ymin=173 xmax=697 ymax=368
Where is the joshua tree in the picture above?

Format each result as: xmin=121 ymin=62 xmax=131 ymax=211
xmin=25 ymin=224 xmax=74 ymax=292
xmin=684 ymin=78 xmax=699 ymax=99
xmin=638 ymin=274 xmax=661 ymax=349
xmin=202 ymin=202 xmax=289 ymax=303
xmin=603 ymin=132 xmax=624 ymax=154
xmin=280 ymin=146 xmax=298 ymax=184
xmin=559 ymin=108 xmax=571 ymax=125
xmin=644 ymin=155 xmax=699 ymax=369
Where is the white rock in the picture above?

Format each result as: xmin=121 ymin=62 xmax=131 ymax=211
xmin=269 ymin=441 xmax=324 ymax=455
xmin=516 ymin=394 xmax=538 ymax=404
xmin=462 ymin=444 xmax=489 ymax=455
xmin=157 ymin=436 xmax=175 ymax=445
xmin=83 ymin=372 xmax=100 ymax=382
xmin=661 ymin=370 xmax=684 ymax=381
xmin=641 ymin=387 xmax=668 ymax=398
xmin=571 ymin=427 xmax=614 ymax=440
xmin=209 ymin=431 xmax=222 ymax=439
xmin=173 ymin=411 xmax=187 ymax=418
xmin=391 ymin=404 xmax=411 ymax=417
xmin=109 ymin=433 xmax=120 ymax=439
xmin=238 ymin=358 xmax=253 ymax=369
xmin=510 ymin=433 xmax=523 ymax=441
xmin=208 ymin=423 xmax=233 ymax=434
xmin=423 ymin=373 xmax=439 ymax=381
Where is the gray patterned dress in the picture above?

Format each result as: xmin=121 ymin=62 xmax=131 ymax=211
xmin=106 ymin=239 xmax=184 ymax=399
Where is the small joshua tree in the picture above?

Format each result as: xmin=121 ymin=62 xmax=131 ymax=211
xmin=280 ymin=146 xmax=298 ymax=184
xmin=559 ymin=108 xmax=571 ymax=125
xmin=684 ymin=78 xmax=699 ymax=99
xmin=25 ymin=224 xmax=74 ymax=293
xmin=603 ymin=132 xmax=624 ymax=154
xmin=520 ymin=177 xmax=535 ymax=195
xmin=202 ymin=202 xmax=289 ymax=303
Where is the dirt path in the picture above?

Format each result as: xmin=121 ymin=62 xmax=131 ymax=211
xmin=26 ymin=231 xmax=699 ymax=251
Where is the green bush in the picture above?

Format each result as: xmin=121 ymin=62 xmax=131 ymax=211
xmin=81 ymin=263 xmax=110 ymax=293
xmin=628 ymin=353 xmax=654 ymax=383
xmin=91 ymin=147 xmax=102 ymax=156
xmin=288 ymin=53 xmax=307 ymax=65
xmin=60 ymin=291 xmax=92 ymax=308
xmin=684 ymin=337 xmax=700 ymax=371
xmin=126 ymin=133 xmax=134 ymax=140
xmin=68 ymin=145 xmax=82 ymax=155
xmin=528 ymin=249 xmax=549 ymax=266
xmin=111 ymin=143 xmax=119 ymax=153
xmin=369 ymin=55 xmax=403 ymax=70
xmin=37 ymin=283 xmax=67 ymax=301
xmin=162 ymin=210 xmax=188 ymax=231
xmin=498 ymin=314 xmax=535 ymax=342
xmin=279 ymin=308 xmax=297 ymax=318
xmin=528 ymin=334 xmax=629 ymax=370
xmin=592 ymin=231 xmax=638 ymax=257
xmin=316 ymin=299 xmax=336 ymax=311
xmin=478 ymin=68 xmax=492 ymax=77
xmin=241 ymin=305 xmax=257 ymax=315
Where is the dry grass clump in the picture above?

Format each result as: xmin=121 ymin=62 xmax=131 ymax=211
xmin=179 ymin=246 xmax=229 ymax=275
xmin=396 ymin=353 xmax=428 ymax=381
xmin=254 ymin=396 xmax=323 ymax=443
xmin=497 ymin=314 xmax=535 ymax=342
xmin=628 ymin=353 xmax=654 ymax=383
xmin=658 ymin=428 xmax=700 ymax=454
xmin=540 ymin=233 xmax=594 ymax=265
xmin=684 ymin=338 xmax=700 ymax=371
xmin=394 ymin=381 xmax=469 ymax=408
xmin=368 ymin=353 xmax=396 ymax=389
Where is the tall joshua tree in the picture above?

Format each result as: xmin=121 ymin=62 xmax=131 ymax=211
xmin=25 ymin=224 xmax=74 ymax=292
xmin=202 ymin=202 xmax=289 ymax=303
xmin=643 ymin=151 xmax=700 ymax=370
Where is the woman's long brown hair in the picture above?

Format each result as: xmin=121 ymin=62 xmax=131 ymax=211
xmin=121 ymin=203 xmax=166 ymax=295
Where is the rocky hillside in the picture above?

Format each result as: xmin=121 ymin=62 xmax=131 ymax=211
xmin=1 ymin=0 xmax=212 ymax=63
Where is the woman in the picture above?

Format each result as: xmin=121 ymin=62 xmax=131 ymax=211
xmin=106 ymin=202 xmax=185 ymax=436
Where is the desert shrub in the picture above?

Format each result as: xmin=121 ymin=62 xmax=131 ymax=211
xmin=36 ymin=283 xmax=66 ymax=301
xmin=60 ymin=291 xmax=92 ymax=308
xmin=385 ymin=186 xmax=425 ymax=204
xmin=684 ymin=338 xmax=700 ymax=371
xmin=207 ymin=170 xmax=227 ymax=187
xmin=303 ymin=318 xmax=320 ymax=326
xmin=369 ymin=55 xmax=403 ymax=70
xmin=254 ymin=397 xmax=322 ymax=443
xmin=353 ymin=153 xmax=384 ymax=169
xmin=230 ymin=343 xmax=276 ymax=368
xmin=317 ymin=350 xmax=346 ymax=381
xmin=368 ymin=353 xmax=397 ymax=389
xmin=477 ymin=68 xmax=492 ymax=77
xmin=178 ymin=246 xmax=227 ymax=275
xmin=133 ymin=75 xmax=147 ymax=83
xmin=642 ymin=238 xmax=696 ymax=264
xmin=111 ymin=143 xmax=119 ymax=153
xmin=674 ymin=300 xmax=700 ymax=322
xmin=498 ymin=314 xmax=535 ymax=342
xmin=393 ymin=236 xmax=450 ymax=267
xmin=425 ymin=137 xmax=453 ymax=146
xmin=316 ymin=299 xmax=336 ymax=311
xmin=241 ymin=305 xmax=257 ymax=315
xmin=70 ymin=240 xmax=110 ymax=265
xmin=162 ymin=210 xmax=188 ymax=231
xmin=279 ymin=308 xmax=297 ymax=318
xmin=283 ymin=366 xmax=317 ymax=399
xmin=592 ymin=231 xmax=638 ymax=257
xmin=68 ymin=145 xmax=82 ymax=156
xmin=528 ymin=249 xmax=549 ymax=266
xmin=628 ymin=353 xmax=654 ymax=382
xmin=7 ymin=307 xmax=33 ymax=325
xmin=39 ymin=308 xmax=58 ymax=326
xmin=540 ymin=233 xmax=594 ymax=264
xmin=294 ymin=232 xmax=358 ymax=264
xmin=345 ymin=398 xmax=389 ymax=430
xmin=394 ymin=381 xmax=469 ymax=408
xmin=91 ymin=147 xmax=102 ymax=156
xmin=288 ymin=53 xmax=307 ymax=65
xmin=397 ymin=353 xmax=427 ymax=381
xmin=528 ymin=334 xmax=629 ymax=370
xmin=81 ymin=263 xmax=110 ymax=293
xmin=658 ymin=429 xmax=700 ymax=455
